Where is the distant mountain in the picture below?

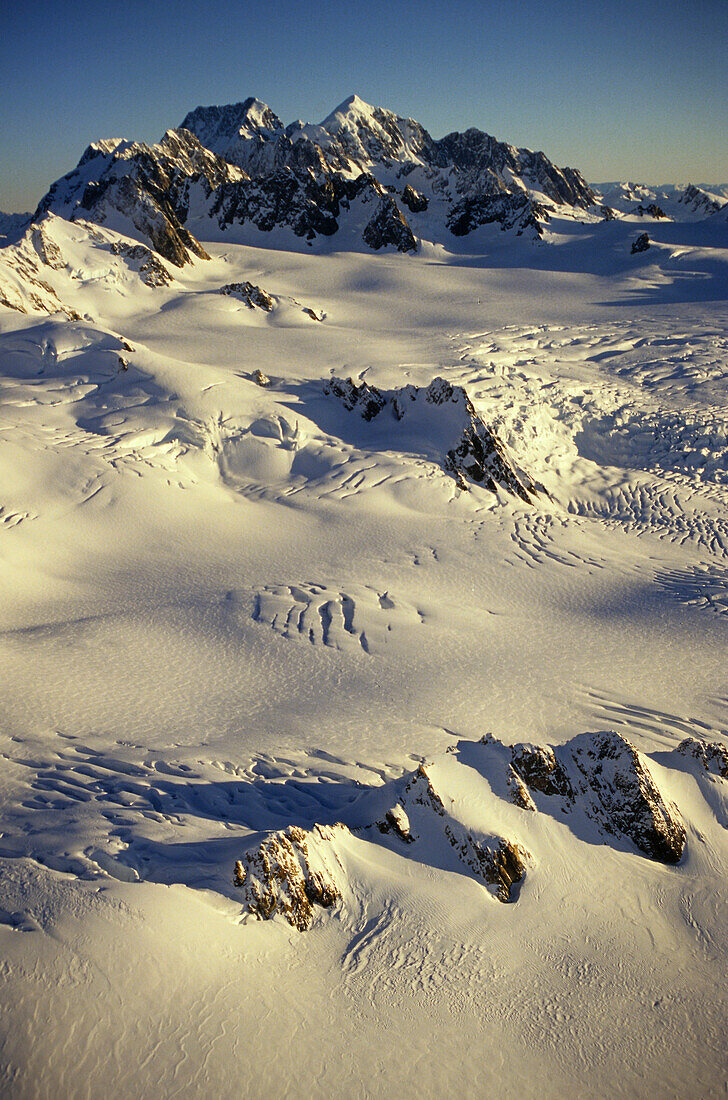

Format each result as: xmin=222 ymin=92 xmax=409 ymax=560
xmin=594 ymin=181 xmax=728 ymax=221
xmin=31 ymin=94 xmax=601 ymax=261
xmin=0 ymin=211 xmax=32 ymax=244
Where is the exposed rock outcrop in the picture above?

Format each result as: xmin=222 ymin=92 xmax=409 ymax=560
xmin=400 ymin=184 xmax=428 ymax=213
xmin=505 ymin=731 xmax=686 ymax=863
xmin=234 ymin=824 xmax=345 ymax=930
xmin=220 ymin=281 xmax=274 ymax=310
xmin=324 ymin=375 xmax=539 ymax=499
xmin=109 ymin=241 xmax=173 ymax=286
xmin=234 ymin=726 xmax=699 ymax=931
xmin=448 ymin=193 xmax=550 ymax=238
xmin=362 ymin=196 xmax=417 ymax=252
xmin=377 ymin=803 xmax=413 ymax=842
xmin=31 ymin=224 xmax=65 ymax=269
xmin=678 ymin=736 xmax=728 ymax=779
xmin=634 ymin=203 xmax=667 ymax=219
xmin=677 ymin=183 xmax=724 ymax=217
xmin=0 ymin=222 xmax=80 ymax=319
xmin=380 ymin=764 xmax=529 ymax=902
xmin=568 ymin=732 xmax=685 ymax=862
xmin=631 ymin=232 xmax=650 ymax=254
xmin=511 ymin=743 xmax=573 ymax=799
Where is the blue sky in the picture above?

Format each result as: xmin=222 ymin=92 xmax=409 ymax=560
xmin=1 ymin=0 xmax=727 ymax=211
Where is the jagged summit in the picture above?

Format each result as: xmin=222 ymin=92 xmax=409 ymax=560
xmin=180 ymin=98 xmax=284 ymax=159
xmin=321 ymin=93 xmax=377 ymax=123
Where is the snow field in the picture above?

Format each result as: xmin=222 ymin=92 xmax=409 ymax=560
xmin=0 ymin=209 xmax=727 ymax=1097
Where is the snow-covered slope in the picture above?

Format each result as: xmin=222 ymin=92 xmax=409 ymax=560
xmin=35 ymin=128 xmax=243 ymax=265
xmin=2 ymin=129 xmax=728 ymax=1098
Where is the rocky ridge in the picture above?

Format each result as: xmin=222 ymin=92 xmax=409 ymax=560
xmin=0 ymin=215 xmax=183 ymax=317
xmin=324 ymin=375 xmax=540 ymax=499
xmin=596 ymin=181 xmax=728 ymax=222
xmin=234 ymin=728 xmax=704 ymax=929
xmin=501 ymin=731 xmax=686 ymax=862
xmin=0 ymin=221 xmax=80 ymax=318
xmin=34 ymin=129 xmax=242 ymax=266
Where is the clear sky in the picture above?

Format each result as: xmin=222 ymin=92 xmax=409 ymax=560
xmin=1 ymin=0 xmax=727 ymax=211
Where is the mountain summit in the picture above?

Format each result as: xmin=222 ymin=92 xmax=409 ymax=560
xmin=180 ymin=98 xmax=285 ymax=162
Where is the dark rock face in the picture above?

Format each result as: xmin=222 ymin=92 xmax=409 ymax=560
xmin=209 ymin=168 xmax=411 ymax=248
xmin=433 ymin=129 xmax=595 ymax=208
xmin=443 ymin=418 xmax=537 ymax=501
xmin=511 ymin=744 xmax=573 ymax=799
xmin=635 ymin=203 xmax=667 ymax=219
xmin=447 ymin=192 xmax=550 ymax=237
xmin=362 ymin=196 xmax=418 ymax=252
xmin=109 ymin=241 xmax=172 ymax=286
xmin=443 ymin=827 xmax=528 ymax=903
xmin=219 ymin=280 xmax=274 ymax=310
xmin=405 ymin=764 xmax=447 ymax=815
xmin=506 ymin=731 xmax=686 ymax=864
xmin=324 ymin=375 xmax=539 ymax=499
xmin=181 ymin=98 xmax=285 ymax=155
xmin=233 ymin=726 xmax=700 ymax=932
xmin=181 ymin=98 xmax=352 ymax=179
xmin=568 ymin=732 xmax=685 ymax=863
xmin=210 ymin=168 xmax=340 ymax=239
xmin=631 ymin=232 xmax=651 ymax=254
xmin=678 ymin=736 xmax=728 ymax=779
xmin=401 ymin=184 xmax=428 ymax=213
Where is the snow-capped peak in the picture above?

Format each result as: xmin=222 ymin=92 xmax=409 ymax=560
xmin=179 ymin=97 xmax=283 ymax=158
xmin=317 ymin=93 xmax=433 ymax=170
xmin=320 ymin=93 xmax=380 ymax=131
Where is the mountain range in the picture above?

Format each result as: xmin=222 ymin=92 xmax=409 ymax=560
xmin=0 ymin=94 xmax=725 ymax=273
xmin=0 ymin=94 xmax=716 ymax=268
